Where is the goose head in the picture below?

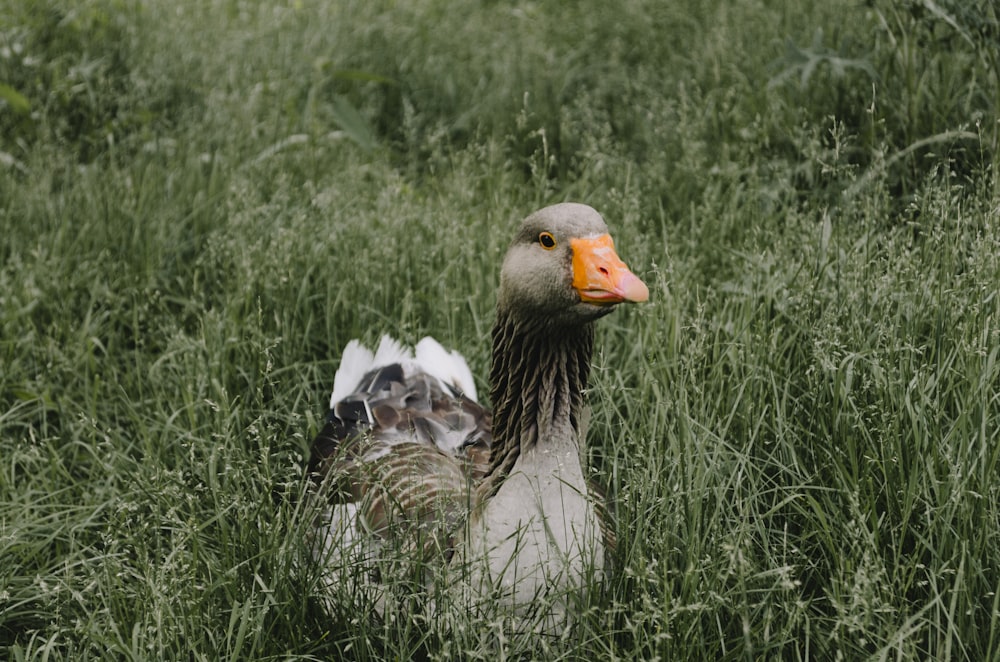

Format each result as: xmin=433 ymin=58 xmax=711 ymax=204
xmin=497 ymin=203 xmax=649 ymax=327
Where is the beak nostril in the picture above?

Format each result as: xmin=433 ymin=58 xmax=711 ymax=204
xmin=598 ymin=267 xmax=609 ymax=276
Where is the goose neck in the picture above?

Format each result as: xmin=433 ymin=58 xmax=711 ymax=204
xmin=479 ymin=311 xmax=594 ymax=496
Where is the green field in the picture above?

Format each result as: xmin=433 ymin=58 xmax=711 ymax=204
xmin=2 ymin=0 xmax=999 ymax=659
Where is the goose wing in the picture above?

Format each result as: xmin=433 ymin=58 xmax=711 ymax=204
xmin=308 ymin=336 xmax=491 ymax=558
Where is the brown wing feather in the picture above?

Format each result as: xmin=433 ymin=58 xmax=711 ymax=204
xmin=355 ymin=442 xmax=474 ymax=560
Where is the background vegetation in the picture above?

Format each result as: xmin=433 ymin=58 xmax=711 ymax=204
xmin=2 ymin=0 xmax=998 ymax=658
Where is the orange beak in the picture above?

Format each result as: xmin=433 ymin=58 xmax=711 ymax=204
xmin=570 ymin=234 xmax=649 ymax=305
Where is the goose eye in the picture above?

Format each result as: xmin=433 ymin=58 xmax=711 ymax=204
xmin=538 ymin=232 xmax=557 ymax=250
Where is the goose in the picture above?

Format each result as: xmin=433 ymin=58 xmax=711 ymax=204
xmin=308 ymin=202 xmax=648 ymax=627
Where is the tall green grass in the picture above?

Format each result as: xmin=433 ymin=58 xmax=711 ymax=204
xmin=2 ymin=0 xmax=998 ymax=658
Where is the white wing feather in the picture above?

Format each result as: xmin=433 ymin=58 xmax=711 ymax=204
xmin=372 ymin=334 xmax=413 ymax=367
xmin=415 ymin=336 xmax=478 ymax=401
xmin=329 ymin=335 xmax=478 ymax=408
xmin=329 ymin=340 xmax=375 ymax=408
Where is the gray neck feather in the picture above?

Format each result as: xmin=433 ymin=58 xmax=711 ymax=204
xmin=477 ymin=308 xmax=594 ymax=500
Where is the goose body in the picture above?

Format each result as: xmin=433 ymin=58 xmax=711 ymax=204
xmin=309 ymin=203 xmax=648 ymax=626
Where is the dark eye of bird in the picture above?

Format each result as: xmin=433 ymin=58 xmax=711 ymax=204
xmin=539 ymin=232 xmax=556 ymax=249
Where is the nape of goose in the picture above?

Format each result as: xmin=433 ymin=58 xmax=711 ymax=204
xmin=308 ymin=202 xmax=648 ymax=631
